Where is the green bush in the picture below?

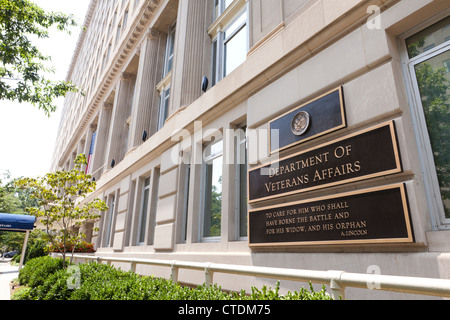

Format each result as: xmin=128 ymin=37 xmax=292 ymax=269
xmin=10 ymin=287 xmax=32 ymax=300
xmin=17 ymin=257 xmax=332 ymax=300
xmin=18 ymin=256 xmax=65 ymax=288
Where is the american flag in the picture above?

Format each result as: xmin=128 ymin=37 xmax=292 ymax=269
xmin=85 ymin=131 xmax=97 ymax=174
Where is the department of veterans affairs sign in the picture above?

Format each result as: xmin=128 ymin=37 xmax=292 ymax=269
xmin=248 ymin=121 xmax=402 ymax=203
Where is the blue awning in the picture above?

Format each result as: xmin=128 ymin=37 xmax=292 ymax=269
xmin=0 ymin=213 xmax=36 ymax=232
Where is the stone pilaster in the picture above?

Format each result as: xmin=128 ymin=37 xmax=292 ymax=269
xmin=170 ymin=0 xmax=209 ymax=112
xmin=90 ymin=101 xmax=112 ymax=180
xmin=128 ymin=29 xmax=163 ymax=149
xmin=106 ymin=73 xmax=136 ymax=169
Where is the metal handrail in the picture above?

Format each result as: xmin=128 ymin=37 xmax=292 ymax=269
xmin=68 ymin=254 xmax=450 ymax=300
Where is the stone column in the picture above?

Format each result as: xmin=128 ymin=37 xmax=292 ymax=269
xmin=105 ymin=73 xmax=136 ymax=169
xmin=170 ymin=0 xmax=208 ymax=112
xmin=128 ymin=28 xmax=163 ymax=150
xmin=90 ymin=102 xmax=112 ymax=180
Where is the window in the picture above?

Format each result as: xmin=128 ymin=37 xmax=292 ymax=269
xmin=104 ymin=194 xmax=116 ymax=247
xmin=137 ymin=177 xmax=151 ymax=245
xmin=164 ymin=23 xmax=176 ymax=76
xmin=223 ymin=11 xmax=247 ymax=76
xmin=116 ymin=23 xmax=122 ymax=45
xmin=403 ymin=15 xmax=450 ymax=228
xmin=157 ymin=87 xmax=170 ymax=130
xmin=209 ymin=0 xmax=248 ymax=86
xmin=214 ymin=0 xmax=234 ymax=20
xmin=180 ymin=154 xmax=191 ymax=243
xmin=123 ymin=9 xmax=128 ymax=28
xmin=156 ymin=23 xmax=176 ymax=130
xmin=202 ymin=139 xmax=223 ymax=239
xmin=236 ymin=127 xmax=247 ymax=239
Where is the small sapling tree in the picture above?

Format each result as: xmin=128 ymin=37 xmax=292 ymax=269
xmin=16 ymin=154 xmax=108 ymax=268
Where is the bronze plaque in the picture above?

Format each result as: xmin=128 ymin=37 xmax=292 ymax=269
xmin=248 ymin=121 xmax=402 ymax=203
xmin=248 ymin=184 xmax=414 ymax=247
xmin=270 ymin=87 xmax=346 ymax=153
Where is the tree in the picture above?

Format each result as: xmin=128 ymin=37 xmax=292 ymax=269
xmin=16 ymin=154 xmax=108 ymax=268
xmin=0 ymin=0 xmax=79 ymax=116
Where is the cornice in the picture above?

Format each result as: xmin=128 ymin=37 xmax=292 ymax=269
xmin=65 ymin=0 xmax=98 ymax=82
xmin=58 ymin=0 xmax=162 ymax=167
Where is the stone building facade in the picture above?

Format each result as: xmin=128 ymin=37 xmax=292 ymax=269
xmin=51 ymin=0 xmax=450 ymax=299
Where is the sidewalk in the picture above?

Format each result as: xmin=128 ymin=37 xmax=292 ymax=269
xmin=0 ymin=259 xmax=19 ymax=300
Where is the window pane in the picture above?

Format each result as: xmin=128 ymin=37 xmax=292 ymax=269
xmin=414 ymin=49 xmax=450 ymax=217
xmin=181 ymin=163 xmax=191 ymax=242
xmin=158 ymin=88 xmax=170 ymax=129
xmin=406 ymin=16 xmax=450 ymax=58
xmin=224 ymin=0 xmax=234 ymax=10
xmin=224 ymin=24 xmax=247 ymax=76
xmin=203 ymin=149 xmax=222 ymax=238
xmin=138 ymin=178 xmax=150 ymax=244
xmin=238 ymin=128 xmax=247 ymax=237
xmin=212 ymin=40 xmax=217 ymax=86
xmin=214 ymin=0 xmax=234 ymax=20
xmin=204 ymin=138 xmax=223 ymax=159
xmin=214 ymin=0 xmax=220 ymax=20
xmin=105 ymin=196 xmax=115 ymax=247
xmin=224 ymin=12 xmax=247 ymax=39
xmin=164 ymin=25 xmax=176 ymax=75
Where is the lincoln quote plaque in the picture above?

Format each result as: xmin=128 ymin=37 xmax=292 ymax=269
xmin=248 ymin=121 xmax=402 ymax=203
xmin=248 ymin=184 xmax=414 ymax=247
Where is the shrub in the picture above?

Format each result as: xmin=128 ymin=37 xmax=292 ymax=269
xmin=17 ymin=257 xmax=332 ymax=300
xmin=10 ymin=287 xmax=32 ymax=300
xmin=18 ymin=256 xmax=66 ymax=288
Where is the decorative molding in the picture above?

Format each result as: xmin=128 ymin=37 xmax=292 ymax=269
xmin=103 ymin=101 xmax=113 ymax=110
xmin=58 ymin=0 xmax=163 ymax=167
xmin=120 ymin=72 xmax=132 ymax=81
xmin=207 ymin=0 xmax=247 ymax=37
xmin=65 ymin=0 xmax=98 ymax=82
xmin=147 ymin=27 xmax=161 ymax=40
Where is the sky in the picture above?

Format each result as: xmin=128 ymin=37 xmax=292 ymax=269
xmin=0 ymin=0 xmax=91 ymax=181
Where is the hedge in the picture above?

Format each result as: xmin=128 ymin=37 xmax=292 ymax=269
xmin=12 ymin=256 xmax=332 ymax=300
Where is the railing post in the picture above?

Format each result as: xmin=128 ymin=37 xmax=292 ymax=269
xmin=205 ymin=263 xmax=213 ymax=286
xmin=328 ymin=270 xmax=345 ymax=300
xmin=171 ymin=261 xmax=179 ymax=283
xmin=130 ymin=260 xmax=137 ymax=273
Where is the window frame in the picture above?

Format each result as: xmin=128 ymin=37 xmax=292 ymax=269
xmin=200 ymin=138 xmax=224 ymax=242
xmin=136 ymin=177 xmax=151 ymax=246
xmin=399 ymin=11 xmax=450 ymax=230
xmin=157 ymin=87 xmax=170 ymax=130
xmin=209 ymin=0 xmax=248 ymax=86
xmin=235 ymin=125 xmax=248 ymax=240
xmin=103 ymin=194 xmax=116 ymax=247
xmin=179 ymin=154 xmax=191 ymax=244
xmin=223 ymin=11 xmax=247 ymax=77
xmin=163 ymin=22 xmax=176 ymax=77
xmin=156 ymin=22 xmax=176 ymax=130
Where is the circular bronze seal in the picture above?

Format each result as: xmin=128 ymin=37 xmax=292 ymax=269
xmin=291 ymin=111 xmax=310 ymax=136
